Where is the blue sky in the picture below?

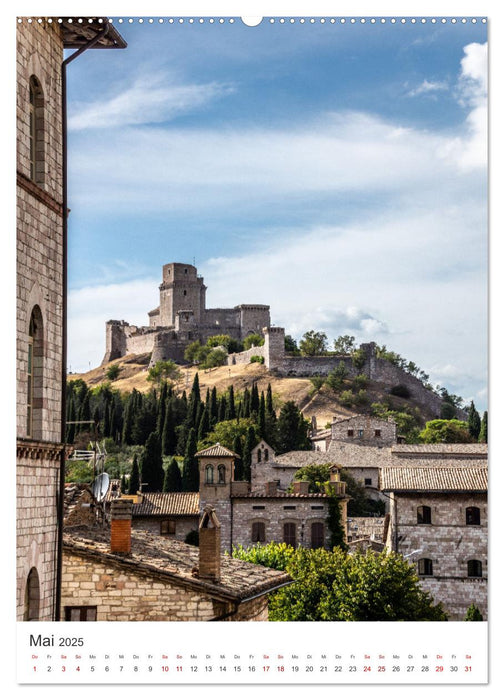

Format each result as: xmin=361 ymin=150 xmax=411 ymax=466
xmin=65 ymin=17 xmax=487 ymax=410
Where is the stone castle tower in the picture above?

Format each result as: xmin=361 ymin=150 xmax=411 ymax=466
xmin=103 ymin=263 xmax=271 ymax=365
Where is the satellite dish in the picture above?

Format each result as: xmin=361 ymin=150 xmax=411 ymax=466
xmin=92 ymin=473 xmax=110 ymax=503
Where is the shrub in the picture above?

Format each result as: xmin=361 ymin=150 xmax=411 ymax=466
xmin=355 ymin=389 xmax=369 ymax=405
xmin=243 ymin=333 xmax=264 ymax=350
xmin=339 ymin=390 xmax=354 ymax=407
xmin=310 ymin=375 xmax=324 ymax=391
xmin=105 ymin=364 xmax=120 ymax=381
xmin=353 ymin=373 xmax=368 ymax=390
xmin=250 ymin=355 xmax=264 ymax=364
xmin=201 ymin=348 xmax=228 ymax=368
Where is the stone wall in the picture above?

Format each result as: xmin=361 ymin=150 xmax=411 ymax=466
xmin=17 ymin=445 xmax=61 ymax=621
xmin=16 ymin=19 xmax=65 ymax=621
xmin=389 ymin=492 xmax=487 ymax=619
xmin=231 ymin=498 xmax=332 ymax=550
xmin=132 ymin=516 xmax=198 ymax=542
xmin=62 ymin=552 xmax=220 ymax=621
xmin=331 ymin=416 xmax=397 ymax=446
xmin=228 ymin=345 xmax=266 ymax=366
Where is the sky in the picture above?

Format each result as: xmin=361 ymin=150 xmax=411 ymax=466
xmin=64 ymin=16 xmax=488 ymax=410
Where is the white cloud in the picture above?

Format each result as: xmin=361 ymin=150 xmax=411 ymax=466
xmin=407 ymin=79 xmax=448 ymax=97
xmin=68 ymin=73 xmax=234 ymax=131
xmin=441 ymin=42 xmax=487 ymax=171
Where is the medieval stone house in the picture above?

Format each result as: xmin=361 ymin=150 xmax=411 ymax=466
xmin=16 ymin=17 xmax=126 ymax=621
xmin=381 ymin=463 xmax=487 ymax=620
xmin=62 ymin=501 xmax=291 ymax=621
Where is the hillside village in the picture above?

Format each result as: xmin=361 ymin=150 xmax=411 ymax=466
xmin=16 ymin=18 xmax=487 ymax=626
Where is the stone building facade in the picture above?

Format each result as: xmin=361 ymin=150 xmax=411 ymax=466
xmin=196 ymin=444 xmax=348 ymax=553
xmin=62 ymin=500 xmax=291 ymax=621
xmin=381 ymin=465 xmax=488 ymax=620
xmin=16 ymin=17 xmax=125 ymax=621
xmin=102 ymin=262 xmax=270 ymax=365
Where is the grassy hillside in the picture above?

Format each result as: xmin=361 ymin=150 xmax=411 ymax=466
xmin=69 ymin=354 xmax=438 ymax=430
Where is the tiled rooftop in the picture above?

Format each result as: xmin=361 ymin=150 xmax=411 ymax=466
xmin=132 ymin=492 xmax=200 ymax=517
xmin=390 ymin=443 xmax=487 ymax=456
xmin=380 ymin=466 xmax=487 ymax=492
xmin=63 ymin=527 xmax=291 ymax=602
xmin=195 ymin=443 xmax=239 ymax=458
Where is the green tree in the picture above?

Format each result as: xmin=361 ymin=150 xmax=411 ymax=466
xmin=232 ymin=435 xmax=244 ymax=481
xmin=276 ymin=401 xmax=310 ymax=453
xmin=163 ymin=457 xmax=182 ymax=492
xmin=182 ymin=427 xmax=199 ymax=491
xmin=201 ymin=348 xmax=228 ymax=368
xmin=105 ymin=364 xmax=120 ymax=381
xmin=243 ymin=333 xmax=264 ymax=350
xmin=140 ymin=431 xmax=164 ymax=492
xmin=161 ymin=399 xmax=177 ymax=455
xmin=233 ymin=545 xmax=447 ymax=621
xmin=147 ymin=360 xmax=181 ymax=387
xmin=326 ymin=489 xmax=347 ymax=551
xmin=419 ymin=419 xmax=474 ymax=444
xmin=284 ymin=335 xmax=299 ymax=353
xmin=479 ymin=410 xmax=488 ymax=443
xmin=206 ymin=334 xmax=243 ymax=353
xmin=243 ymin=425 xmax=256 ymax=481
xmin=128 ymin=453 xmax=140 ymax=494
xmin=464 ymin=604 xmax=483 ymax=621
xmin=467 ymin=401 xmax=481 ymax=440
xmin=299 ymin=330 xmax=328 ymax=356
xmin=333 ymin=335 xmax=356 ymax=354
xmin=184 ymin=340 xmax=209 ymax=365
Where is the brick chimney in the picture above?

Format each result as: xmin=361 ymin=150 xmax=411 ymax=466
xmin=198 ymin=506 xmax=221 ymax=582
xmin=292 ymin=481 xmax=310 ymax=495
xmin=110 ymin=499 xmax=132 ymax=555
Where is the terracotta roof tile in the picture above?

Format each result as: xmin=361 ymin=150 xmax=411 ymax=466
xmin=391 ymin=443 xmax=487 ymax=456
xmin=132 ymin=492 xmax=200 ymax=517
xmin=195 ymin=443 xmax=239 ymax=458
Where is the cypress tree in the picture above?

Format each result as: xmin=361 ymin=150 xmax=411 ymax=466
xmin=156 ymin=381 xmax=168 ymax=433
xmin=226 ymin=385 xmax=236 ymax=420
xmin=242 ymin=387 xmax=251 ymax=418
xmin=277 ymin=401 xmax=308 ymax=453
xmin=120 ymin=473 xmax=128 ymax=494
xmin=140 ymin=431 xmax=164 ymax=492
xmin=250 ymin=382 xmax=260 ymax=414
xmin=243 ymin=426 xmax=256 ymax=482
xmin=467 ymin=401 xmax=481 ymax=440
xmin=258 ymin=392 xmax=266 ymax=439
xmin=190 ymin=373 xmax=201 ymax=403
xmin=326 ymin=492 xmax=348 ymax=551
xmin=78 ymin=389 xmax=91 ymax=427
xmin=210 ymin=387 xmax=219 ymax=425
xmin=233 ymin=435 xmax=244 ymax=481
xmin=161 ymin=400 xmax=177 ymax=456
xmin=102 ymin=399 xmax=110 ymax=437
xmin=218 ymin=395 xmax=227 ymax=423
xmin=128 ymin=454 xmax=140 ymax=494
xmin=182 ymin=427 xmax=199 ymax=491
xmin=479 ymin=410 xmax=488 ymax=443
xmin=163 ymin=457 xmax=183 ymax=492
xmin=197 ymin=404 xmax=211 ymax=442
xmin=266 ymin=383 xmax=274 ymax=414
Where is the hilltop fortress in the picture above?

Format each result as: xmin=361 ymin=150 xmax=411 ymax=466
xmin=103 ymin=262 xmax=465 ymax=420
xmin=103 ymin=263 xmax=271 ymax=365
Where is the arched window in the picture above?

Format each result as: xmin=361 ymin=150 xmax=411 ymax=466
xmin=264 ymin=448 xmax=269 ymax=462
xmin=24 ymin=568 xmax=40 ymax=621
xmin=257 ymin=448 xmax=262 ymax=463
xmin=311 ymin=522 xmax=324 ymax=548
xmin=466 ymin=507 xmax=481 ymax=525
xmin=205 ymin=465 xmax=214 ymax=484
xmin=27 ymin=306 xmax=43 ymax=438
xmin=418 ymin=558 xmax=433 ymax=576
xmin=251 ymin=522 xmax=265 ymax=543
xmin=417 ymin=505 xmax=432 ymax=524
xmin=467 ymin=560 xmax=483 ymax=578
xmin=29 ymin=76 xmax=45 ymax=185
xmin=217 ymin=464 xmax=226 ymax=484
xmin=283 ymin=522 xmax=296 ymax=547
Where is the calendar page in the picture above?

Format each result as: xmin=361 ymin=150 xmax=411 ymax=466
xmin=13 ymin=0 xmax=492 ymax=691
